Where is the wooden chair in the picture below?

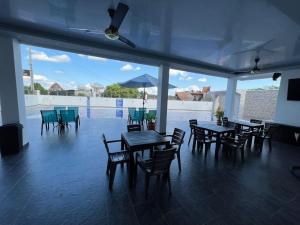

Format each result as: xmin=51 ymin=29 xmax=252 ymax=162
xmin=127 ymin=124 xmax=142 ymax=132
xmin=222 ymin=132 xmax=250 ymax=161
xmin=222 ymin=117 xmax=229 ymax=127
xmin=102 ymin=134 xmax=129 ymax=190
xmin=135 ymin=147 xmax=176 ymax=198
xmin=253 ymin=125 xmax=276 ymax=152
xmin=188 ymin=119 xmax=197 ymax=146
xmin=193 ymin=126 xmax=217 ymax=157
xmin=165 ymin=128 xmax=185 ymax=171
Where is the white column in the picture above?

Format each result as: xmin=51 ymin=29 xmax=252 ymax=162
xmin=224 ymin=77 xmax=237 ymax=120
xmin=156 ymin=64 xmax=169 ymax=134
xmin=0 ymin=36 xmax=28 ymax=145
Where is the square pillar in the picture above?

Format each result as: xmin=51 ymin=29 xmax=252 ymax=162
xmin=0 ymin=36 xmax=28 ymax=145
xmin=156 ymin=65 xmax=169 ymax=133
xmin=224 ymin=77 xmax=237 ymax=120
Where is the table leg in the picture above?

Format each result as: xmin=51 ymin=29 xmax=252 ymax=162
xmin=215 ymin=133 xmax=221 ymax=160
xmin=247 ymin=128 xmax=253 ymax=149
xmin=129 ymin=150 xmax=134 ymax=187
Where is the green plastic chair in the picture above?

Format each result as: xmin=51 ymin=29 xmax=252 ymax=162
xmin=139 ymin=108 xmax=147 ymax=124
xmin=128 ymin=108 xmax=136 ymax=124
xmin=40 ymin=110 xmax=58 ymax=135
xmin=60 ymin=109 xmax=78 ymax=131
xmin=148 ymin=110 xmax=157 ymax=116
xmin=68 ymin=106 xmax=80 ymax=127
xmin=54 ymin=106 xmax=66 ymax=117
xmin=130 ymin=110 xmax=140 ymax=124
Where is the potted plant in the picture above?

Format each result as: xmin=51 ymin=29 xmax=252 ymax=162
xmin=215 ymin=107 xmax=224 ymax=126
xmin=146 ymin=112 xmax=156 ymax=130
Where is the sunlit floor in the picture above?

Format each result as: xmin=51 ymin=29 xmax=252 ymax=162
xmin=0 ymin=118 xmax=300 ymax=225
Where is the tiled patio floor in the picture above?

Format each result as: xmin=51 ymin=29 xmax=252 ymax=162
xmin=0 ymin=118 xmax=299 ymax=225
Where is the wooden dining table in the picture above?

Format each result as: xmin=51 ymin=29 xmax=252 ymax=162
xmin=195 ymin=123 xmax=235 ymax=159
xmin=121 ymin=130 xmax=170 ymax=187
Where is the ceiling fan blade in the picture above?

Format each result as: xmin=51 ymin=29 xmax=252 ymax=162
xmin=111 ymin=3 xmax=129 ymax=29
xmin=69 ymin=27 xmax=104 ymax=34
xmin=118 ymin=35 xmax=136 ymax=48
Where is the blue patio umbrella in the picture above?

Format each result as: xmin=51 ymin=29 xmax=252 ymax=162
xmin=119 ymin=74 xmax=177 ymax=109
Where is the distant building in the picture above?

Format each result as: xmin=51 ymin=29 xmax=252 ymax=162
xmin=175 ymin=86 xmax=211 ymax=101
xmin=76 ymin=83 xmax=105 ymax=97
xmin=49 ymin=82 xmax=75 ymax=96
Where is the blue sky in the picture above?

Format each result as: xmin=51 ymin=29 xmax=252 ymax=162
xmin=21 ymin=44 xmax=280 ymax=95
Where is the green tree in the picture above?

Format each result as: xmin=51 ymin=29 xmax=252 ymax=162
xmin=103 ymin=84 xmax=139 ymax=98
xmin=34 ymin=83 xmax=48 ymax=95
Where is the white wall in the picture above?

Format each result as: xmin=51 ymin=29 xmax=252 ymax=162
xmin=24 ymin=95 xmax=213 ymax=111
xmin=275 ymin=69 xmax=300 ymax=126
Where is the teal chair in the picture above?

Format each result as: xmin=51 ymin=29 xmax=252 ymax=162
xmin=130 ymin=111 xmax=140 ymax=124
xmin=40 ymin=110 xmax=58 ymax=135
xmin=128 ymin=107 xmax=136 ymax=124
xmin=68 ymin=106 xmax=80 ymax=128
xmin=139 ymin=108 xmax=147 ymax=124
xmin=60 ymin=109 xmax=78 ymax=131
xmin=148 ymin=110 xmax=157 ymax=116
xmin=54 ymin=106 xmax=66 ymax=119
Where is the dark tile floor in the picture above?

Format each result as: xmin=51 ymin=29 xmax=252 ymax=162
xmin=0 ymin=118 xmax=300 ymax=225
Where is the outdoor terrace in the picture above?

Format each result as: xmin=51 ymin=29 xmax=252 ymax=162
xmin=0 ymin=117 xmax=299 ymax=225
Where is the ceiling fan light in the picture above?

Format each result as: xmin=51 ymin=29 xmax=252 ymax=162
xmin=104 ymin=27 xmax=119 ymax=40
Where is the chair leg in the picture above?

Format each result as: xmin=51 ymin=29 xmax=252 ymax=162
xmin=241 ymin=148 xmax=245 ymax=161
xmin=109 ymin=163 xmax=117 ymax=190
xmin=41 ymin=123 xmax=43 ymax=136
xmin=192 ymin=138 xmax=196 ymax=153
xmin=268 ymin=139 xmax=272 ymax=151
xmin=204 ymin=143 xmax=209 ymax=158
xmin=145 ymin=174 xmax=150 ymax=198
xmin=106 ymin=159 xmax=110 ymax=175
xmin=167 ymin=172 xmax=172 ymax=196
xmin=177 ymin=151 xmax=182 ymax=171
xmin=188 ymin=132 xmax=193 ymax=146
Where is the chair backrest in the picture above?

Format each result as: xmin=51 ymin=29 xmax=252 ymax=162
xmin=171 ymin=128 xmax=185 ymax=145
xmin=194 ymin=126 xmax=206 ymax=141
xmin=127 ymin=124 xmax=142 ymax=132
xmin=128 ymin=108 xmax=136 ymax=116
xmin=54 ymin=106 xmax=66 ymax=114
xmin=222 ymin=117 xmax=229 ymax=127
xmin=237 ymin=132 xmax=250 ymax=149
xmin=189 ymin=119 xmax=197 ymax=129
xmin=250 ymin=119 xmax=262 ymax=124
xmin=137 ymin=110 xmax=144 ymax=121
xmin=68 ymin=107 xmax=79 ymax=116
xmin=40 ymin=110 xmax=58 ymax=123
xmin=102 ymin=134 xmax=110 ymax=155
xmin=60 ymin=110 xmax=75 ymax=123
xmin=151 ymin=148 xmax=176 ymax=175
xmin=148 ymin=110 xmax=157 ymax=116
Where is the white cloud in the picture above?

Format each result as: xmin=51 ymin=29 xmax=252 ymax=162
xmin=120 ymin=64 xmax=141 ymax=72
xmin=179 ymin=76 xmax=192 ymax=81
xmin=87 ymin=56 xmax=107 ymax=61
xmin=175 ymin=85 xmax=201 ymax=93
xmin=121 ymin=64 xmax=134 ymax=71
xmin=23 ymin=74 xmax=55 ymax=89
xmin=169 ymin=69 xmax=187 ymax=77
xmin=31 ymin=50 xmax=70 ymax=63
xmin=54 ymin=70 xmax=64 ymax=74
xmin=138 ymin=87 xmax=158 ymax=95
xmin=77 ymin=54 xmax=107 ymax=62
xmin=198 ymin=78 xmax=207 ymax=82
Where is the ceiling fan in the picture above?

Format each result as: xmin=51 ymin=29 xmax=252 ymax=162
xmin=233 ymin=57 xmax=261 ymax=75
xmin=69 ymin=2 xmax=135 ymax=48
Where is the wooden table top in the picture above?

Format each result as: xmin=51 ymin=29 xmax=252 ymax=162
xmin=121 ymin=130 xmax=169 ymax=149
xmin=196 ymin=123 xmax=235 ymax=134
xmin=232 ymin=120 xmax=264 ymax=128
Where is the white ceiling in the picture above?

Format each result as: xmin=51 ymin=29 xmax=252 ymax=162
xmin=1 ymin=0 xmax=300 ymax=76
